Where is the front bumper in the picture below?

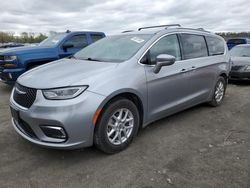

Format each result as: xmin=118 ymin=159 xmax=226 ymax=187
xmin=10 ymin=89 xmax=106 ymax=149
xmin=0 ymin=67 xmax=25 ymax=84
xmin=229 ymin=71 xmax=250 ymax=81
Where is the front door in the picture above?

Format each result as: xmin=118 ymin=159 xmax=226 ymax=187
xmin=142 ymin=34 xmax=193 ymax=122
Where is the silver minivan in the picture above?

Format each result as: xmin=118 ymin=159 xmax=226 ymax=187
xmin=9 ymin=25 xmax=230 ymax=153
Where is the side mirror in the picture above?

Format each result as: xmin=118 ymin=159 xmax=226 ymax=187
xmin=62 ymin=44 xmax=74 ymax=52
xmin=154 ymin=54 xmax=176 ymax=74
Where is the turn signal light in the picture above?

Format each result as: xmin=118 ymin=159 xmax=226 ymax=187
xmin=93 ymin=109 xmax=102 ymax=125
xmin=3 ymin=64 xmax=17 ymax=68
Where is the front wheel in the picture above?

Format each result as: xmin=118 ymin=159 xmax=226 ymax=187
xmin=94 ymin=99 xmax=140 ymax=154
xmin=209 ymin=77 xmax=227 ymax=107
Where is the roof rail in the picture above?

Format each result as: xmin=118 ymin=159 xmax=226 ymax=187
xmin=197 ymin=28 xmax=206 ymax=31
xmin=177 ymin=27 xmax=211 ymax=33
xmin=138 ymin=24 xmax=181 ymax=31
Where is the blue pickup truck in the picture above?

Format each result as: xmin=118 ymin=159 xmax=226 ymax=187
xmin=0 ymin=31 xmax=105 ymax=84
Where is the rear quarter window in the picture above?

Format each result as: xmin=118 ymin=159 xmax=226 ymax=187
xmin=180 ymin=34 xmax=208 ymax=60
xmin=206 ymin=36 xmax=225 ymax=56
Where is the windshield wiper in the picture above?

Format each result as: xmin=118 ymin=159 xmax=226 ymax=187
xmin=68 ymin=55 xmax=77 ymax=59
xmin=211 ymin=52 xmax=224 ymax=56
xmin=83 ymin=57 xmax=102 ymax=62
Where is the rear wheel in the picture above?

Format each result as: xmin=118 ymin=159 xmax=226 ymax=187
xmin=209 ymin=77 xmax=226 ymax=107
xmin=94 ymin=99 xmax=140 ymax=154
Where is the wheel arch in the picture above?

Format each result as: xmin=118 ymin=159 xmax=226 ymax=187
xmin=95 ymin=89 xmax=146 ymax=129
xmin=219 ymin=72 xmax=228 ymax=84
xmin=219 ymin=72 xmax=228 ymax=82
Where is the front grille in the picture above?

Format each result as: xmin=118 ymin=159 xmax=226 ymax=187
xmin=13 ymin=83 xmax=37 ymax=108
xmin=16 ymin=119 xmax=38 ymax=139
xmin=231 ymin=66 xmax=243 ymax=71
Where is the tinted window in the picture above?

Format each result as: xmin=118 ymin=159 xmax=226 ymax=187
xmin=64 ymin=35 xmax=87 ymax=48
xmin=141 ymin=34 xmax=181 ymax=65
xmin=91 ymin=34 xmax=104 ymax=42
xmin=227 ymin=39 xmax=246 ymax=45
xmin=74 ymin=34 xmax=152 ymax=62
xmin=206 ymin=36 xmax=225 ymax=55
xmin=180 ymin=34 xmax=208 ymax=59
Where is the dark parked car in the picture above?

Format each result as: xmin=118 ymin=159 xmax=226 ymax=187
xmin=0 ymin=31 xmax=105 ymax=84
xmin=229 ymin=44 xmax=250 ymax=81
xmin=227 ymin=38 xmax=250 ymax=50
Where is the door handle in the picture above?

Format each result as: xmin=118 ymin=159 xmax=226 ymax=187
xmin=180 ymin=66 xmax=197 ymax=73
xmin=191 ymin=66 xmax=197 ymax=70
xmin=180 ymin=68 xmax=187 ymax=73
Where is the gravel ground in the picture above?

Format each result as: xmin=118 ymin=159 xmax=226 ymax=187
xmin=0 ymin=82 xmax=249 ymax=188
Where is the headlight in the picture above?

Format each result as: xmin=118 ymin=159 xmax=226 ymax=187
xmin=4 ymin=55 xmax=17 ymax=62
xmin=42 ymin=86 xmax=88 ymax=100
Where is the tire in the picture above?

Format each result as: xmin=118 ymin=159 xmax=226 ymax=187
xmin=94 ymin=99 xmax=140 ymax=154
xmin=209 ymin=76 xmax=227 ymax=107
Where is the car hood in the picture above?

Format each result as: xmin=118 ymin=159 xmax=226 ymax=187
xmin=231 ymin=56 xmax=250 ymax=66
xmin=0 ymin=45 xmax=55 ymax=55
xmin=18 ymin=59 xmax=118 ymax=89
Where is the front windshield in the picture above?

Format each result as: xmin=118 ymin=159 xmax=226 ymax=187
xmin=74 ymin=34 xmax=152 ymax=62
xmin=230 ymin=46 xmax=250 ymax=57
xmin=39 ymin=33 xmax=67 ymax=47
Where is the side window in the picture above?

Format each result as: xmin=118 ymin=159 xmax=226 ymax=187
xmin=206 ymin=36 xmax=225 ymax=56
xmin=63 ymin=35 xmax=87 ymax=48
xmin=141 ymin=34 xmax=181 ymax=65
xmin=180 ymin=34 xmax=208 ymax=59
xmin=91 ymin=34 xmax=104 ymax=42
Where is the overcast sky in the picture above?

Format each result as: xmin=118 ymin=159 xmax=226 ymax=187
xmin=0 ymin=0 xmax=249 ymax=35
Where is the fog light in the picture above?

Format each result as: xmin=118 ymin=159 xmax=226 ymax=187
xmin=40 ymin=126 xmax=67 ymax=139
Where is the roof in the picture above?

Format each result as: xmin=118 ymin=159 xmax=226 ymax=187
xmin=67 ymin=31 xmax=105 ymax=34
xmin=54 ymin=31 xmax=105 ymax=35
xmin=234 ymin=44 xmax=250 ymax=47
xmin=227 ymin=37 xmax=250 ymax=40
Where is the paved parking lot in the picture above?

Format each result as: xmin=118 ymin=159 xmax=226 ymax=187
xmin=0 ymin=82 xmax=249 ymax=188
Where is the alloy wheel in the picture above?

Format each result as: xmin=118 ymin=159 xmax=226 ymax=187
xmin=215 ymin=81 xmax=225 ymax=103
xmin=106 ymin=108 xmax=134 ymax=145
